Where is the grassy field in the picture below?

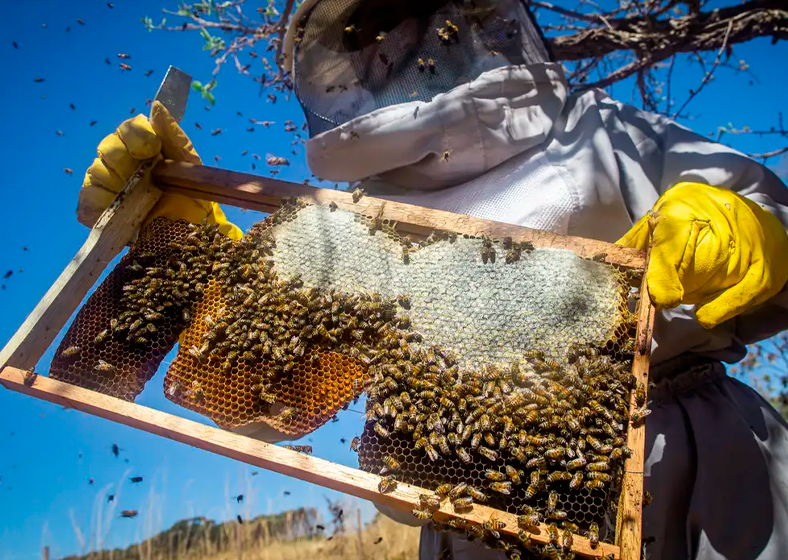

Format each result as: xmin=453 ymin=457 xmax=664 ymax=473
xmin=60 ymin=507 xmax=421 ymax=560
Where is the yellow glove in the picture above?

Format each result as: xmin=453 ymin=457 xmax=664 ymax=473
xmin=78 ymin=101 xmax=243 ymax=241
xmin=618 ymin=182 xmax=788 ymax=329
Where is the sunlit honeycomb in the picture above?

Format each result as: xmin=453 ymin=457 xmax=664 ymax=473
xmin=49 ymin=219 xmax=194 ymax=400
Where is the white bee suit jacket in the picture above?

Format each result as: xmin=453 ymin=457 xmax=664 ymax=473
xmin=305 ymin=62 xmax=788 ymax=560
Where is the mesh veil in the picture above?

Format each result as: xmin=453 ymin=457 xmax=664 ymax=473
xmin=292 ymin=0 xmax=552 ymax=136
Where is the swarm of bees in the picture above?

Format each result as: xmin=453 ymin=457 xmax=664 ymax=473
xmin=358 ymin=334 xmax=640 ymax=558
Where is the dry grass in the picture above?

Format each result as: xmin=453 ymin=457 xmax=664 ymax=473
xmin=62 ymin=508 xmax=421 ymax=560
xmin=205 ymin=515 xmax=420 ymax=560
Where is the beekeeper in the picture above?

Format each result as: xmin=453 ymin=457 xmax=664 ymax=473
xmin=77 ymin=0 xmax=788 ymax=558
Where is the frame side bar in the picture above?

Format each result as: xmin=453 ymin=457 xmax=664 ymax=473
xmin=152 ymin=161 xmax=646 ymax=269
xmin=617 ymin=250 xmax=655 ymax=560
xmin=0 ymin=164 xmax=162 ymax=370
xmin=0 ymin=366 xmax=618 ymax=559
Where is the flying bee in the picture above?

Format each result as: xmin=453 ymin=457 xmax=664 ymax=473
xmin=547 ymin=471 xmax=572 ymax=483
xmin=378 ymin=475 xmax=397 ymax=493
xmin=489 ymin=481 xmax=512 ymax=495
xmin=95 ymin=359 xmax=116 ymax=373
xmin=452 ymin=496 xmax=473 ymax=510
xmin=569 ymin=472 xmax=583 ymax=490
xmin=561 ymin=528 xmax=573 ymax=551
xmin=427 ymin=58 xmax=435 ymax=73
xmin=631 ymin=406 xmax=651 ymax=425
xmin=588 ymin=523 xmax=599 ymax=549
xmin=485 ymin=469 xmax=507 ymax=481
xmin=478 ymin=447 xmax=498 ymax=462
xmin=344 ymin=24 xmax=359 ymax=33
xmin=435 ymin=483 xmax=453 ymax=497
xmin=585 ymin=479 xmax=605 ymax=490
xmin=382 ymin=455 xmax=400 ymax=472
xmin=449 ymin=482 xmax=468 ymax=499
xmin=467 ymin=486 xmax=487 ymax=502
xmin=61 ymin=345 xmax=81 ymax=358
xmin=643 ymin=491 xmax=652 ymax=507
xmin=350 ymin=437 xmax=360 ymax=451
xmin=411 ymin=508 xmax=433 ymax=520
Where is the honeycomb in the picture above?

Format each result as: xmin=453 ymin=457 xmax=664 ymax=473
xmin=165 ymin=281 xmax=368 ymax=433
xmin=53 ymin=200 xmax=645 ymax=559
xmin=50 ymin=218 xmax=196 ymax=400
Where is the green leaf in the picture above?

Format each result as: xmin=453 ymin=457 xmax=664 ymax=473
xmin=200 ymin=28 xmax=211 ymax=40
xmin=192 ymin=81 xmax=203 ymax=92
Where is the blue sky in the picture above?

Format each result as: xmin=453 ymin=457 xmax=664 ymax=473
xmin=0 ymin=1 xmax=786 ymax=559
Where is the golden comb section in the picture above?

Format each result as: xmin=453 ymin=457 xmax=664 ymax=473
xmin=164 ymin=281 xmax=367 ymax=434
xmin=50 ymin=219 xmax=195 ymax=400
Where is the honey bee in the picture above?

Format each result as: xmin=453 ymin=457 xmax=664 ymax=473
xmin=588 ymin=522 xmax=599 ymax=548
xmin=548 ymin=510 xmax=567 ymax=521
xmin=435 ymin=483 xmax=453 ymax=497
xmin=457 ymin=447 xmax=472 ymax=463
xmin=643 ymin=491 xmax=652 ymax=507
xmin=484 ymin=432 xmax=496 ymax=447
xmin=378 ymin=475 xmax=397 ymax=493
xmin=478 ymin=447 xmax=498 ymax=461
xmin=351 ymin=187 xmax=366 ymax=203
xmin=344 ymin=24 xmax=359 ymax=33
xmin=561 ymin=528 xmax=573 ymax=551
xmin=467 ymin=486 xmax=487 ymax=502
xmin=427 ymin=58 xmax=435 ymax=73
xmin=411 ymin=508 xmax=433 ymax=520
xmin=631 ymin=406 xmax=651 ymax=425
xmin=442 ymin=151 xmax=451 ymax=162
xmin=545 ymin=447 xmax=565 ymax=461
xmin=483 ymin=518 xmax=506 ymax=531
xmin=547 ymin=491 xmax=558 ymax=513
xmin=449 ymin=482 xmax=468 ymax=499
xmin=328 ymin=201 xmax=339 ymax=212
xmin=635 ymin=382 xmax=646 ymax=407
xmin=569 ymin=472 xmax=583 ymax=490
xmin=471 ymin=432 xmax=482 ymax=449
xmin=374 ymin=422 xmax=390 ymax=438
xmin=94 ymin=329 xmax=110 ymax=344
xmin=510 ymin=446 xmax=526 ymax=462
xmin=382 ymin=455 xmax=400 ymax=472
xmin=278 ymin=407 xmax=296 ymax=422
xmin=489 ymin=481 xmax=512 ymax=495
xmin=547 ymin=524 xmax=560 ymax=545
xmin=547 ymin=471 xmax=572 ymax=483
xmin=567 ymin=457 xmax=587 ymax=470
xmin=485 ymin=469 xmax=507 ymax=481
xmin=61 ymin=345 xmax=81 ymax=358
xmin=452 ymin=496 xmax=473 ymax=510
xmin=419 ymin=494 xmax=442 ymax=510
xmin=587 ymin=472 xmax=612 ymax=482
xmin=518 ymin=506 xmax=540 ymax=527
xmin=517 ymin=530 xmax=531 ymax=545
xmin=95 ymin=359 xmax=116 ymax=373
xmin=586 ymin=436 xmax=602 ymax=451
xmin=585 ymin=479 xmax=606 ymax=490
xmin=587 ymin=461 xmax=610 ymax=472
xmin=526 ymin=456 xmax=545 ymax=469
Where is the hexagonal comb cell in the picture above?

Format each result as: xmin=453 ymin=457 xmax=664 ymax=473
xmin=50 ymin=218 xmax=195 ymax=400
xmin=164 ymin=279 xmax=368 ymax=434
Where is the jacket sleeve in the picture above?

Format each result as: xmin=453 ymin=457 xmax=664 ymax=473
xmin=612 ymin=97 xmax=788 ymax=345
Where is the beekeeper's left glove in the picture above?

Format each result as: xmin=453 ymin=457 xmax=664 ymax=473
xmin=617 ymin=182 xmax=788 ymax=329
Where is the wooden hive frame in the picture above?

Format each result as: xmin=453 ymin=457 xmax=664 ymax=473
xmin=0 ymin=160 xmax=654 ymax=560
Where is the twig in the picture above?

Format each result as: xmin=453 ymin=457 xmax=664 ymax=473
xmin=671 ymin=19 xmax=733 ymax=119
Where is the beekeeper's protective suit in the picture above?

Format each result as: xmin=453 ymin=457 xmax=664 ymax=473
xmin=77 ymin=0 xmax=788 ymax=558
